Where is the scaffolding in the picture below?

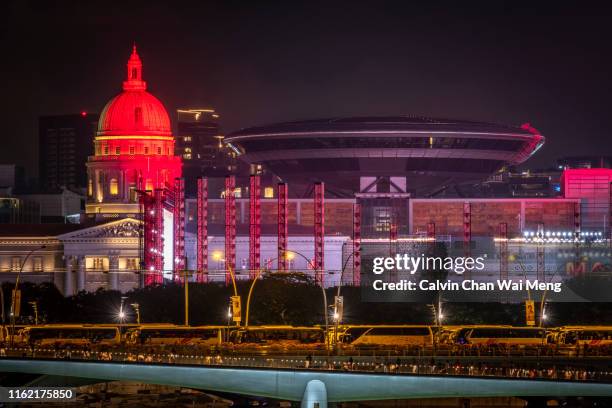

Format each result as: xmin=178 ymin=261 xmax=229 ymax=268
xmin=277 ymin=183 xmax=288 ymax=271
xmin=225 ymin=176 xmax=236 ymax=285
xmin=314 ymin=182 xmax=325 ymax=286
xmin=197 ymin=177 xmax=208 ymax=283
xmin=249 ymin=175 xmax=261 ymax=278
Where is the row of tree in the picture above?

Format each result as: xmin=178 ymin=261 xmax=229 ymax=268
xmin=2 ymin=274 xmax=611 ymax=327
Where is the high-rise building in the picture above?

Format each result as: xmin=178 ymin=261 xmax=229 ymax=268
xmin=176 ymin=109 xmax=239 ymax=194
xmin=85 ymin=45 xmax=182 ymax=216
xmin=558 ymin=155 xmax=612 ymax=170
xmin=39 ymin=112 xmax=98 ymax=191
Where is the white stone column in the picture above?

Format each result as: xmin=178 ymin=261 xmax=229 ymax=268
xmin=64 ymin=257 xmax=74 ymax=296
xmin=77 ymin=256 xmax=86 ymax=292
xmin=109 ymin=255 xmax=119 ymax=291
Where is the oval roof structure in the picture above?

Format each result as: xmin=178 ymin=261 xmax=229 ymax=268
xmin=226 ymin=116 xmax=544 ymax=197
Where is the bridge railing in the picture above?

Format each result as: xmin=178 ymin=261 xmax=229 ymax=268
xmin=1 ymin=347 xmax=611 ymax=383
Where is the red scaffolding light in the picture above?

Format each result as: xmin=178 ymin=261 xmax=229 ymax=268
xmin=574 ymin=201 xmax=582 ymax=274
xmin=352 ymin=203 xmax=361 ymax=286
xmin=537 ymin=223 xmax=545 ymax=281
xmin=197 ymin=177 xmax=208 ymax=283
xmin=153 ymin=188 xmax=164 ymax=285
xmin=463 ymin=202 xmax=471 ymax=250
xmin=463 ymin=202 xmax=471 ymax=278
xmin=141 ymin=190 xmax=156 ymax=284
xmin=225 ymin=175 xmax=236 ymax=285
xmin=278 ymin=183 xmax=289 ymax=271
xmin=314 ymin=182 xmax=325 ymax=286
xmin=499 ymin=222 xmax=508 ymax=281
xmin=173 ymin=178 xmax=186 ymax=282
xmin=249 ymin=175 xmax=261 ymax=278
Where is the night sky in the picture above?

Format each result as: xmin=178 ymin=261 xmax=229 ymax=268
xmin=2 ymin=1 xmax=612 ymax=179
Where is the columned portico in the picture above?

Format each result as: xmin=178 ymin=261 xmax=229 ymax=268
xmin=64 ymin=256 xmax=75 ymax=296
xmin=77 ymin=256 xmax=86 ymax=292
xmin=57 ymin=218 xmax=142 ymax=294
xmin=109 ymin=253 xmax=119 ymax=291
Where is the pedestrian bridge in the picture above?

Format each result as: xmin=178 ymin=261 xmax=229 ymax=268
xmin=1 ymin=358 xmax=612 ymax=408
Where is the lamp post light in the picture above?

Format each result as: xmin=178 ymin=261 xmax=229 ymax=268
xmin=28 ymin=301 xmax=39 ymax=325
xmin=211 ymin=252 xmax=240 ymax=326
xmin=243 ymin=249 xmax=331 ymax=352
xmin=119 ymin=296 xmax=127 ymax=327
xmin=10 ymin=245 xmax=46 ymax=345
xmin=131 ymin=303 xmax=140 ymax=325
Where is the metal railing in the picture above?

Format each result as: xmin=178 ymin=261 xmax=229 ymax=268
xmin=1 ymin=346 xmax=611 ymax=383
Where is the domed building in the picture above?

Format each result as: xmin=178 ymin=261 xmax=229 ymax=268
xmin=86 ymin=45 xmax=182 ymax=216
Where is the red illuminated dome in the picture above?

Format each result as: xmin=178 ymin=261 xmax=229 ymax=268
xmin=97 ymin=45 xmax=172 ymax=137
xmin=86 ymin=44 xmax=182 ymax=217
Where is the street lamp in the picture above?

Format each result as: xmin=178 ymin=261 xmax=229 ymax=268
xmin=210 ymin=253 xmax=240 ymax=326
xmin=28 ymin=301 xmax=39 ymax=325
xmin=243 ymin=249 xmax=331 ymax=352
xmin=10 ymin=245 xmax=46 ymax=345
xmin=131 ymin=303 xmax=140 ymax=324
xmin=118 ymin=296 xmax=127 ymax=326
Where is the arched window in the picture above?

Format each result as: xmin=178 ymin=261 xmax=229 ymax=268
xmin=132 ymin=67 xmax=138 ymax=79
xmin=88 ymin=179 xmax=93 ymax=196
xmin=109 ymin=178 xmax=119 ymax=195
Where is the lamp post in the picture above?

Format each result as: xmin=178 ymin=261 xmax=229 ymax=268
xmin=119 ymin=296 xmax=127 ymax=327
xmin=131 ymin=303 xmax=140 ymax=325
xmin=10 ymin=245 xmax=46 ymax=345
xmin=211 ymin=252 xmax=240 ymax=326
xmin=243 ymin=249 xmax=331 ymax=352
xmin=28 ymin=301 xmax=38 ymax=325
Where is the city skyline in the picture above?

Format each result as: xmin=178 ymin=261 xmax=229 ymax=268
xmin=3 ymin=1 xmax=612 ymax=179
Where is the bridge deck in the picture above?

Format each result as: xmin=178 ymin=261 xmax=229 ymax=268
xmin=1 ymin=352 xmax=611 ymax=402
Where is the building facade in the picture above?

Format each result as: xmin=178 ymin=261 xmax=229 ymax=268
xmin=39 ymin=113 xmax=98 ymax=191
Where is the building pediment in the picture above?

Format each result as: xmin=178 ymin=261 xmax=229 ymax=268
xmin=57 ymin=218 xmax=142 ymax=241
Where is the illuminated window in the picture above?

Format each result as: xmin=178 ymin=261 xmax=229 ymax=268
xmin=91 ymin=258 xmax=105 ymax=270
xmin=184 ymin=147 xmax=192 ymax=153
xmin=109 ymin=178 xmax=119 ymax=195
xmin=184 ymin=136 xmax=192 ymax=142
xmin=115 ymin=146 xmax=121 ymax=155
xmin=374 ymin=207 xmax=391 ymax=232
xmin=11 ymin=257 xmax=21 ymax=272
xmin=264 ymin=187 xmax=274 ymax=198
xmin=96 ymin=145 xmax=101 ymax=155
xmin=103 ymin=145 xmax=109 ymax=155
xmin=125 ymin=258 xmax=138 ymax=270
xmin=234 ymin=187 xmax=242 ymax=198
xmin=129 ymin=146 xmax=135 ymax=155
xmin=88 ymin=179 xmax=93 ymax=196
xmin=144 ymin=146 xmax=149 ymax=155
xmin=183 ymin=153 xmax=192 ymax=160
xmin=129 ymin=186 xmax=137 ymax=202
xmin=33 ymin=256 xmax=43 ymax=272
xmin=157 ymin=146 xmax=162 ymax=155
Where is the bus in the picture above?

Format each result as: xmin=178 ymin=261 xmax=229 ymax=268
xmin=554 ymin=326 xmax=612 ymax=347
xmin=230 ymin=326 xmax=325 ymax=351
xmin=453 ymin=326 xmax=546 ymax=346
xmin=22 ymin=325 xmax=121 ymax=347
xmin=126 ymin=325 xmax=225 ymax=347
xmin=336 ymin=325 xmax=435 ymax=348
xmin=0 ymin=325 xmax=27 ymax=344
